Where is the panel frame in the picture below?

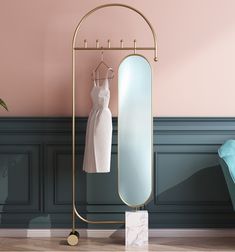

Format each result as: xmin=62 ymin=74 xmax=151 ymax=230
xmin=0 ymin=144 xmax=40 ymax=213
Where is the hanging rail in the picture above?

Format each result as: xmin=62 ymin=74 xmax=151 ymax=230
xmin=74 ymin=47 xmax=155 ymax=50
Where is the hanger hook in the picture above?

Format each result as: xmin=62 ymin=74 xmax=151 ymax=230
xmin=101 ymin=49 xmax=104 ymax=62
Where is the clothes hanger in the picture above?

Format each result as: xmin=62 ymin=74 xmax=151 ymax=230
xmin=92 ymin=50 xmax=114 ymax=81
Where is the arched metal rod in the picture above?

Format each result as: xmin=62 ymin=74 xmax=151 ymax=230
xmin=71 ymin=3 xmax=157 ymax=232
xmin=72 ymin=3 xmax=158 ymax=61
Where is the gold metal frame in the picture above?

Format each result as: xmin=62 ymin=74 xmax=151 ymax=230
xmin=68 ymin=3 xmax=157 ymax=246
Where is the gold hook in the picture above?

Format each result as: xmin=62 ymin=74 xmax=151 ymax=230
xmin=84 ymin=39 xmax=87 ymax=48
xmin=134 ymin=39 xmax=137 ymax=54
xmin=96 ymin=39 xmax=99 ymax=48
xmin=120 ymin=39 xmax=124 ymax=48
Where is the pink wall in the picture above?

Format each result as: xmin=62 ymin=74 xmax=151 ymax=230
xmin=0 ymin=0 xmax=235 ymax=116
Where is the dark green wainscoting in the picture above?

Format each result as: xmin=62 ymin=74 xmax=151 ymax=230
xmin=0 ymin=117 xmax=235 ymax=228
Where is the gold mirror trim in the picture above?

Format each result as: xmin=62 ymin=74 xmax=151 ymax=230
xmin=118 ymin=53 xmax=153 ymax=208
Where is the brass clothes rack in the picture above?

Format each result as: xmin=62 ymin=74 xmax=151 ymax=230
xmin=67 ymin=3 xmax=157 ymax=246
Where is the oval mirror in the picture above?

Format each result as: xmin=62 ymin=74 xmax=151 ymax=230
xmin=118 ymin=54 xmax=152 ymax=207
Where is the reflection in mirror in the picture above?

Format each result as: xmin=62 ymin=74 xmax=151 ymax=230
xmin=118 ymin=54 xmax=152 ymax=207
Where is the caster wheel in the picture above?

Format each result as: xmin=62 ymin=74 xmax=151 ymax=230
xmin=67 ymin=231 xmax=80 ymax=246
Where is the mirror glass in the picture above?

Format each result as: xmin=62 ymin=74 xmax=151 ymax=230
xmin=118 ymin=54 xmax=152 ymax=207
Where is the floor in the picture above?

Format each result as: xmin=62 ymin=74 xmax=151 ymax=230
xmin=1 ymin=237 xmax=235 ymax=251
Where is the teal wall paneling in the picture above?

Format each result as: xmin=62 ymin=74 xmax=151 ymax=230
xmin=0 ymin=145 xmax=40 ymax=212
xmin=0 ymin=117 xmax=235 ymax=228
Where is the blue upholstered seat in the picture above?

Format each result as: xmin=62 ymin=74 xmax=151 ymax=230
xmin=218 ymin=140 xmax=235 ymax=210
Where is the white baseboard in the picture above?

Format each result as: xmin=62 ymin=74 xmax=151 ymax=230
xmin=0 ymin=229 xmax=123 ymax=238
xmin=1 ymin=229 xmax=235 ymax=238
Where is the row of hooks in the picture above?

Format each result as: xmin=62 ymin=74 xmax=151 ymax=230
xmin=83 ymin=39 xmax=137 ymax=52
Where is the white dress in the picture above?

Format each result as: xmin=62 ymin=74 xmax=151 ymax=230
xmin=83 ymin=69 xmax=112 ymax=173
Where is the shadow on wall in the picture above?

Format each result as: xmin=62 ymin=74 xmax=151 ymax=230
xmin=157 ymin=164 xmax=232 ymax=205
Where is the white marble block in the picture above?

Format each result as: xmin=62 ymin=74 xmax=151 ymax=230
xmin=125 ymin=210 xmax=148 ymax=247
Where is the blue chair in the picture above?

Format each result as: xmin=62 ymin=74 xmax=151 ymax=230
xmin=218 ymin=140 xmax=235 ymax=210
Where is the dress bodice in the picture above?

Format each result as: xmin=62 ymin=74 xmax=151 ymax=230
xmin=91 ymin=71 xmax=111 ymax=109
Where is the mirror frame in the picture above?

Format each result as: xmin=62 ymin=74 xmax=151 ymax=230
xmin=118 ymin=54 xmax=153 ymax=208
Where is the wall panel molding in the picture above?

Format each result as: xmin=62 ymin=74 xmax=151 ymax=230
xmin=0 ymin=144 xmax=40 ymax=213
xmin=0 ymin=117 xmax=235 ymax=228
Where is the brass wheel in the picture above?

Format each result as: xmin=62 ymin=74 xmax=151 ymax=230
xmin=67 ymin=231 xmax=79 ymax=246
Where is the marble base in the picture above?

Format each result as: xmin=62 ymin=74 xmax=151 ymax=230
xmin=125 ymin=210 xmax=148 ymax=247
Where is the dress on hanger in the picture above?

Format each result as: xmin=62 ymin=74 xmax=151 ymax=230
xmin=83 ymin=68 xmax=113 ymax=173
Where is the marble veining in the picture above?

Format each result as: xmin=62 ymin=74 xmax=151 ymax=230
xmin=125 ymin=210 xmax=148 ymax=247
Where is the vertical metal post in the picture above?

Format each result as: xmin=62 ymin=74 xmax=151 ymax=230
xmin=72 ymin=47 xmax=76 ymax=233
